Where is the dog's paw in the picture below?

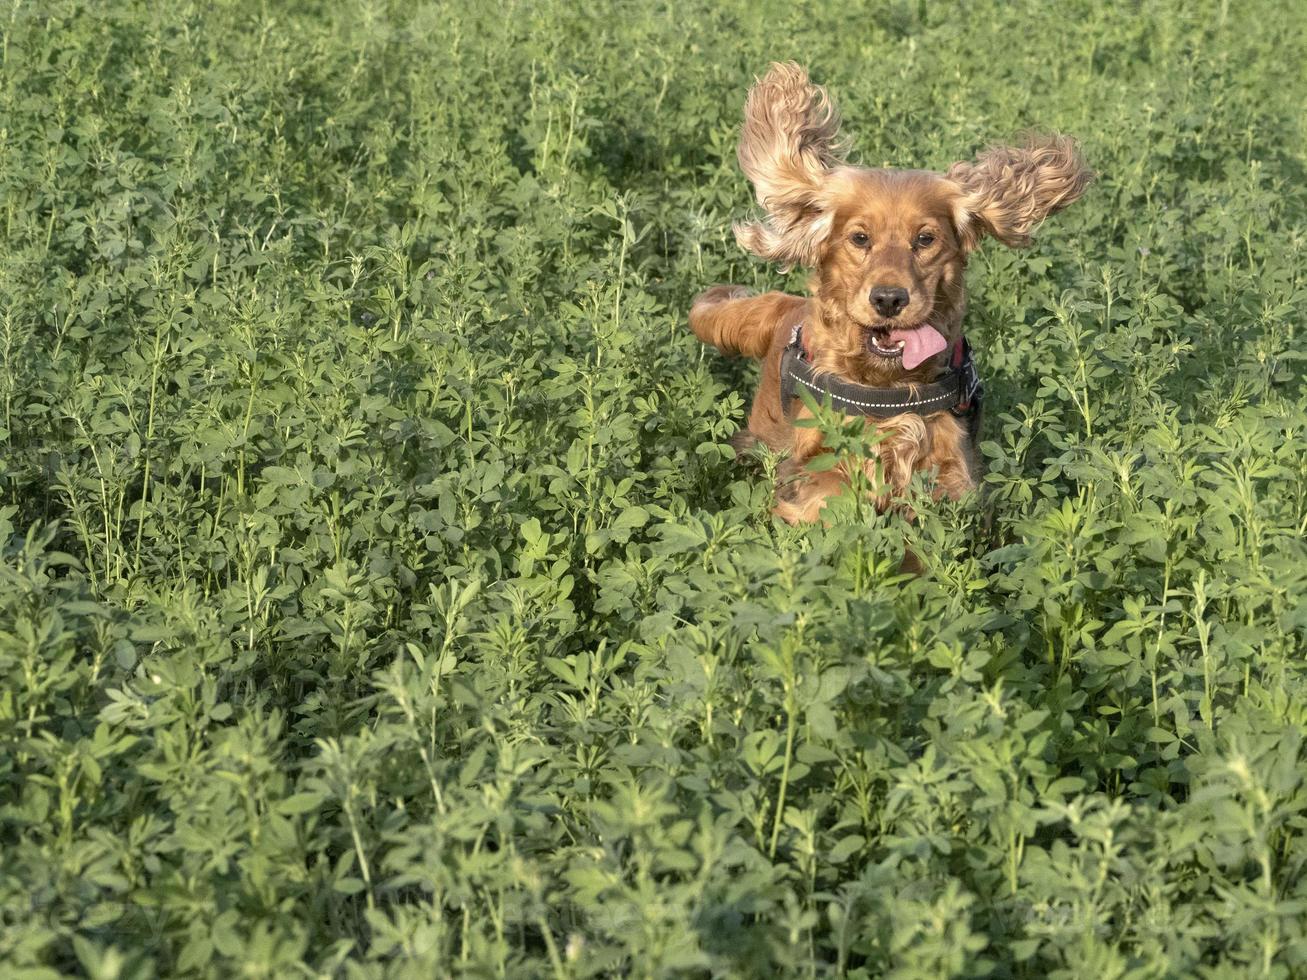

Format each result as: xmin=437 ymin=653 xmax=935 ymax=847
xmin=729 ymin=428 xmax=760 ymax=457
xmin=771 ymin=500 xmax=804 ymax=525
xmin=692 ymin=284 xmax=753 ymax=309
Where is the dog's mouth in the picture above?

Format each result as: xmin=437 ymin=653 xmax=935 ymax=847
xmin=866 ymin=326 xmax=908 ymax=358
xmin=864 ymin=323 xmax=949 ymax=370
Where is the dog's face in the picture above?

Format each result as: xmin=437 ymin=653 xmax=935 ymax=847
xmin=733 ymin=63 xmax=1092 ymax=384
xmin=809 ymin=169 xmax=970 ymax=383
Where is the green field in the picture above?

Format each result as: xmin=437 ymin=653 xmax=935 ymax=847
xmin=3 ymin=1 xmax=1307 ymax=976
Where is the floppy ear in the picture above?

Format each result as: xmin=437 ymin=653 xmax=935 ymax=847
xmin=733 ymin=62 xmax=846 ymax=269
xmin=947 ymin=135 xmax=1092 ymax=249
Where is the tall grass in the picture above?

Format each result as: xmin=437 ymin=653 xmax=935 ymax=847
xmin=2 ymin=0 xmax=1306 ymax=975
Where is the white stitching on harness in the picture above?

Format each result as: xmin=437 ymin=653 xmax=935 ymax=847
xmin=786 ymin=367 xmax=955 ymax=410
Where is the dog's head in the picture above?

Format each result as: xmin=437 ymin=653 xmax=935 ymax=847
xmin=734 ymin=62 xmax=1092 ymax=384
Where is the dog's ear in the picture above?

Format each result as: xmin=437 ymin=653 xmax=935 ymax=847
xmin=947 ymin=135 xmax=1092 ymax=249
xmin=733 ymin=62 xmax=846 ymax=269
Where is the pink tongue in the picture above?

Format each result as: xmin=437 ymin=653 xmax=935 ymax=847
xmin=890 ymin=324 xmax=948 ymax=369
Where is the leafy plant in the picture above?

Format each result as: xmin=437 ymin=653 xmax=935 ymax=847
xmin=1 ymin=0 xmax=1305 ymax=976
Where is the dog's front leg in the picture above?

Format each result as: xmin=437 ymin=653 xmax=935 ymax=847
xmin=772 ymin=456 xmax=846 ymax=524
xmin=922 ymin=414 xmax=978 ymax=502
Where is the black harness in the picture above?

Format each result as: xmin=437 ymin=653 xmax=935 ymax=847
xmin=779 ymin=324 xmax=983 ymax=429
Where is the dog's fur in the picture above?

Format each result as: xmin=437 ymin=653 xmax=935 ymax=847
xmin=691 ymin=63 xmax=1092 ymax=524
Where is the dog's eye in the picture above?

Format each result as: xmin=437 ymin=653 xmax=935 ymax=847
xmin=914 ymin=232 xmax=936 ymax=249
xmin=849 ymin=231 xmax=870 ymax=248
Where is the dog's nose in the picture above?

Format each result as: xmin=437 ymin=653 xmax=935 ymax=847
xmin=870 ymin=286 xmax=910 ymax=318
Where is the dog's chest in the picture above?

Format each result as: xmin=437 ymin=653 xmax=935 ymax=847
xmin=790 ymin=411 xmax=956 ymax=488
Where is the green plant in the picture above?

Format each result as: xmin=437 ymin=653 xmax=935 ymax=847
xmin=2 ymin=1 xmax=1306 ymax=976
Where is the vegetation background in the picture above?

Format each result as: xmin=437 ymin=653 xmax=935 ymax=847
xmin=2 ymin=0 xmax=1306 ymax=976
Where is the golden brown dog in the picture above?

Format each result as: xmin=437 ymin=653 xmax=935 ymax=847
xmin=691 ymin=63 xmax=1092 ymax=524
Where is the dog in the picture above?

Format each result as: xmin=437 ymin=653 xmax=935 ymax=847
xmin=690 ymin=63 xmax=1092 ymax=524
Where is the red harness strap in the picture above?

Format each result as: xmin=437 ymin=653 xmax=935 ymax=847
xmin=951 ymin=337 xmax=976 ymax=414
